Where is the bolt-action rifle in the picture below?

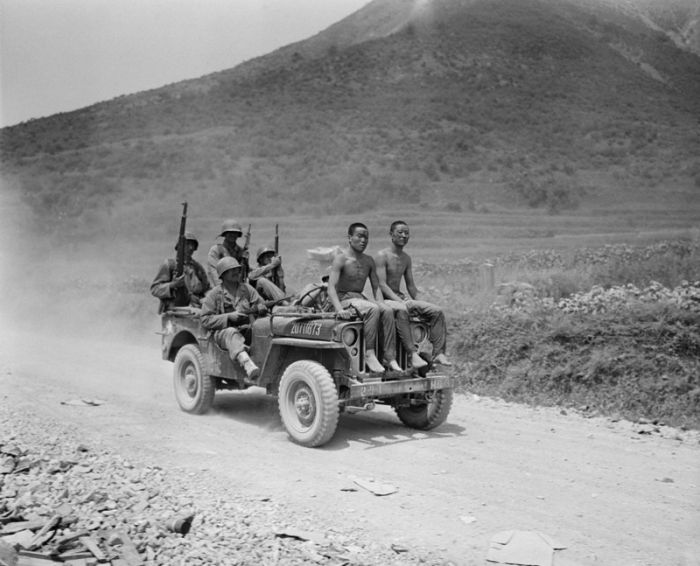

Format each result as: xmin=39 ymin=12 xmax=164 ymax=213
xmin=240 ymin=223 xmax=252 ymax=281
xmin=271 ymin=223 xmax=281 ymax=289
xmin=173 ymin=202 xmax=189 ymax=306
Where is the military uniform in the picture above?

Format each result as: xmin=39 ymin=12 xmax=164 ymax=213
xmin=206 ymin=241 xmax=246 ymax=288
xmin=150 ymin=233 xmax=210 ymax=313
xmin=200 ymin=281 xmax=264 ymax=361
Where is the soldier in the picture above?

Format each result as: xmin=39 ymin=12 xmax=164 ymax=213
xmin=206 ymin=219 xmax=249 ymax=287
xmin=326 ymin=222 xmax=401 ymax=374
xmin=248 ymin=245 xmax=286 ymax=302
xmin=150 ymin=231 xmax=210 ymax=313
xmin=200 ymin=257 xmax=267 ymax=382
xmin=375 ymin=220 xmax=452 ymax=366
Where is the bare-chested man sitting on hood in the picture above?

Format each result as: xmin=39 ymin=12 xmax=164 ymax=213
xmin=326 ymin=222 xmax=402 ymax=374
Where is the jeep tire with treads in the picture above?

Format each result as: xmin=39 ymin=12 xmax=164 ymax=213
xmin=173 ymin=344 xmax=215 ymax=414
xmin=394 ymin=388 xmax=454 ymax=430
xmin=278 ymin=360 xmax=339 ymax=447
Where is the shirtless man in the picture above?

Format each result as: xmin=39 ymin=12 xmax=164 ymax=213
xmin=375 ymin=220 xmax=452 ymax=366
xmin=327 ymin=222 xmax=401 ymax=374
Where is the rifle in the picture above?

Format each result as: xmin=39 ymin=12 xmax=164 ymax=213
xmin=271 ymin=223 xmax=281 ymax=288
xmin=241 ymin=223 xmax=252 ymax=280
xmin=173 ymin=202 xmax=190 ymax=306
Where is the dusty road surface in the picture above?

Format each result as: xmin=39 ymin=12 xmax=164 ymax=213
xmin=1 ymin=323 xmax=699 ymax=566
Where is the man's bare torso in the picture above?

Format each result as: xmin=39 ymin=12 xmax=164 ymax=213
xmin=337 ymin=251 xmax=374 ymax=295
xmin=378 ymin=248 xmax=410 ymax=294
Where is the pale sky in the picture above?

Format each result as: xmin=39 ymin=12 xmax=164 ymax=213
xmin=0 ymin=0 xmax=369 ymax=127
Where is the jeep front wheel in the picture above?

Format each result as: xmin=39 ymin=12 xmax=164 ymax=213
xmin=173 ymin=344 xmax=214 ymax=414
xmin=395 ymin=388 xmax=453 ymax=430
xmin=278 ymin=360 xmax=339 ymax=447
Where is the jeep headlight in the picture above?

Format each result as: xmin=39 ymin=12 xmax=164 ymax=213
xmin=411 ymin=324 xmax=427 ymax=344
xmin=341 ymin=326 xmax=358 ymax=347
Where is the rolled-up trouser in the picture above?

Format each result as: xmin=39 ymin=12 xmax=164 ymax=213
xmin=254 ymin=278 xmax=286 ymax=302
xmin=213 ymin=327 xmax=246 ymax=362
xmin=405 ymin=299 xmax=447 ymax=356
xmin=383 ymin=299 xmax=415 ymax=354
xmin=340 ymin=296 xmax=397 ymax=362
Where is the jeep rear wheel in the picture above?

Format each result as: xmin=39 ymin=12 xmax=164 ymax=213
xmin=278 ymin=360 xmax=339 ymax=447
xmin=173 ymin=344 xmax=214 ymax=414
xmin=395 ymin=388 xmax=453 ymax=430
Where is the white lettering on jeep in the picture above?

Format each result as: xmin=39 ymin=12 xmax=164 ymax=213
xmin=290 ymin=321 xmax=323 ymax=336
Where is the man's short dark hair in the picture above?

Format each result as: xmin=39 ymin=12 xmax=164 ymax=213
xmin=390 ymin=220 xmax=408 ymax=232
xmin=348 ymin=222 xmax=368 ymax=236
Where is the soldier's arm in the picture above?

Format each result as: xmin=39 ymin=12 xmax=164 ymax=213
xmin=150 ymin=260 xmax=176 ymax=299
xmin=199 ymin=289 xmax=230 ymax=330
xmin=404 ymin=255 xmax=419 ymax=299
xmin=206 ymin=244 xmax=222 ymax=287
xmin=248 ymin=259 xmax=278 ymax=281
xmin=194 ymin=261 xmax=211 ymax=295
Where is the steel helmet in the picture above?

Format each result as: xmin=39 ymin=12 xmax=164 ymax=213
xmin=216 ymin=257 xmax=242 ymax=277
xmin=174 ymin=231 xmax=199 ymax=250
xmin=220 ymin=219 xmax=243 ymax=236
xmin=256 ymin=245 xmax=276 ymax=262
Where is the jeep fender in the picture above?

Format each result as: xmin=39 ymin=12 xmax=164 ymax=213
xmin=259 ymin=338 xmax=349 ymax=389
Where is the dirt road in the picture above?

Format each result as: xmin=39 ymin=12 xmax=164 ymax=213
xmin=1 ymin=324 xmax=698 ymax=566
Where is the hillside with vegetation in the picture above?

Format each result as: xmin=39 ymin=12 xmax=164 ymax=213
xmin=1 ymin=0 xmax=699 ymax=237
xmin=1 ymin=0 xmax=699 ymax=429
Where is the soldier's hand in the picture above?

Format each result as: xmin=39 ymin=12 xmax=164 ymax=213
xmin=171 ymin=275 xmax=186 ymax=289
xmin=336 ymin=308 xmax=353 ymax=320
xmin=228 ymin=312 xmax=248 ymax=324
xmin=256 ymin=304 xmax=268 ymax=316
xmin=270 ymin=255 xmax=282 ymax=268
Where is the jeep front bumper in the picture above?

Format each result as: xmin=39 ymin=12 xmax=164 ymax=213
xmin=346 ymin=374 xmax=454 ymax=401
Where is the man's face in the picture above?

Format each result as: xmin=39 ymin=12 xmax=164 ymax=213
xmin=259 ymin=252 xmax=274 ymax=266
xmin=185 ymin=240 xmax=197 ymax=259
xmin=221 ymin=268 xmax=241 ymax=285
xmin=224 ymin=232 xmax=241 ymax=246
xmin=349 ymin=227 xmax=369 ymax=253
xmin=390 ymin=224 xmax=410 ymax=247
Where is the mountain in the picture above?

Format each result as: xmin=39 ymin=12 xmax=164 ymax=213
xmin=1 ymin=0 xmax=699 ymax=236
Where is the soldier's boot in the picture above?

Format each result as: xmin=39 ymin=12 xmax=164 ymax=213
xmin=237 ymin=352 xmax=260 ymax=382
xmin=411 ymin=352 xmax=428 ymax=369
xmin=386 ymin=359 xmax=402 ymax=372
xmin=365 ymin=349 xmax=385 ymax=373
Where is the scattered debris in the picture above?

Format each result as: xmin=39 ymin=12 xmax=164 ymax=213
xmin=274 ymin=527 xmax=329 ymax=546
xmin=459 ymin=515 xmax=477 ymax=525
xmin=164 ymin=514 xmax=195 ymax=535
xmin=60 ymin=399 xmax=106 ymax=407
xmin=350 ymin=476 xmax=398 ymax=496
xmin=486 ymin=530 xmax=566 ymax=566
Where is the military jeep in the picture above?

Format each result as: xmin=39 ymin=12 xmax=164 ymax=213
xmin=159 ymin=303 xmax=455 ymax=447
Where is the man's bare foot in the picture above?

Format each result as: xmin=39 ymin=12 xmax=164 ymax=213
xmin=411 ymin=352 xmax=428 ymax=369
xmin=433 ymin=353 xmax=452 ymax=366
xmin=387 ymin=359 xmax=402 ymax=372
xmin=365 ymin=350 xmax=385 ymax=373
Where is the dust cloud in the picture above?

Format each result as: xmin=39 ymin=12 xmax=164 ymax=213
xmin=0 ymin=193 xmax=163 ymax=350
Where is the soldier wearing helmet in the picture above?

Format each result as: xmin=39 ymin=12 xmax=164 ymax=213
xmin=150 ymin=232 xmax=210 ymax=313
xmin=206 ymin=219 xmax=249 ymax=288
xmin=200 ymin=257 xmax=267 ymax=382
xmin=248 ymin=245 xmax=287 ymax=303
